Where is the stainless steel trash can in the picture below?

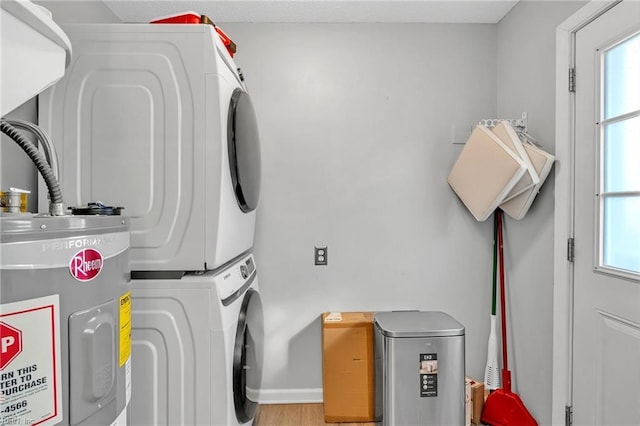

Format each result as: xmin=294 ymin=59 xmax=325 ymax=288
xmin=374 ymin=311 xmax=465 ymax=426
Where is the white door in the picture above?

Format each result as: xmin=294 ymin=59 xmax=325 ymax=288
xmin=573 ymin=1 xmax=640 ymax=424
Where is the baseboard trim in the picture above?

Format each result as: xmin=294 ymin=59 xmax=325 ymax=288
xmin=258 ymin=388 xmax=323 ymax=404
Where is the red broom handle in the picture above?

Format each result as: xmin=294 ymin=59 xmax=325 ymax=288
xmin=497 ymin=210 xmax=512 ymax=392
xmin=497 ymin=210 xmax=506 ymax=370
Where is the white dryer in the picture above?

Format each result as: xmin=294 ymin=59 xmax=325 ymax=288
xmin=39 ymin=22 xmax=261 ymax=273
xmin=130 ymin=253 xmax=264 ymax=425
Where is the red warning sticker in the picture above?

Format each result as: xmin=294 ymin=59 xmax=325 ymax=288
xmin=0 ymin=295 xmax=62 ymax=425
xmin=0 ymin=322 xmax=22 ymax=370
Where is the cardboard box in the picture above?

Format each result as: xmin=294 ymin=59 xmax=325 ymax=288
xmin=322 ymin=312 xmax=375 ymax=423
xmin=465 ymin=376 xmax=485 ymax=425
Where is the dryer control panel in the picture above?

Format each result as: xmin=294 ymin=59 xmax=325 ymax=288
xmin=240 ymin=256 xmax=255 ymax=279
xmin=216 ymin=254 xmax=255 ymax=304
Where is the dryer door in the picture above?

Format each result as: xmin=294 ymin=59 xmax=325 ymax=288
xmin=233 ymin=288 xmax=264 ymax=423
xmin=227 ymin=89 xmax=261 ymax=213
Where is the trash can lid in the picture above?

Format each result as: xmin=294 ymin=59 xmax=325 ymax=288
xmin=374 ymin=311 xmax=464 ymax=338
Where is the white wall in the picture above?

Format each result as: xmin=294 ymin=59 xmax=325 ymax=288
xmin=225 ymin=22 xmax=498 ymax=402
xmin=496 ymin=1 xmax=586 ymax=424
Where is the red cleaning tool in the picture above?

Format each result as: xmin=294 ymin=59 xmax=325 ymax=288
xmin=481 ymin=210 xmax=538 ymax=426
xmin=150 ymin=12 xmax=237 ymax=57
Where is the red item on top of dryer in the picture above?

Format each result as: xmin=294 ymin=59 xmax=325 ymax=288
xmin=213 ymin=26 xmax=237 ymax=57
xmin=150 ymin=12 xmax=237 ymax=57
xmin=150 ymin=12 xmax=201 ymax=24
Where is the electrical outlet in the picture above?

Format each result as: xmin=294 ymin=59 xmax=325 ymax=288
xmin=314 ymin=246 xmax=328 ymax=266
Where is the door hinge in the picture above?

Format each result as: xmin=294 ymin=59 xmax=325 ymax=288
xmin=565 ymin=405 xmax=573 ymax=426
xmin=569 ymin=68 xmax=576 ymax=92
xmin=567 ymin=237 xmax=575 ymax=263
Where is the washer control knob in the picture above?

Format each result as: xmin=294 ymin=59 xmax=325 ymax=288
xmin=240 ymin=264 xmax=249 ymax=279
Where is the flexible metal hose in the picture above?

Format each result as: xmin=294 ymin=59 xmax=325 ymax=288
xmin=4 ymin=119 xmax=59 ymax=181
xmin=1 ymin=120 xmax=65 ymax=215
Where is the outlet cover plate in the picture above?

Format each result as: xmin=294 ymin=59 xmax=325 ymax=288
xmin=314 ymin=246 xmax=327 ymax=266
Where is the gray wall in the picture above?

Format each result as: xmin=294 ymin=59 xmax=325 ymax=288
xmin=228 ymin=1 xmax=586 ymax=418
xmin=0 ymin=102 xmax=38 ymax=211
xmin=496 ymin=1 xmax=586 ymax=424
xmin=225 ymin=22 xmax=498 ymax=402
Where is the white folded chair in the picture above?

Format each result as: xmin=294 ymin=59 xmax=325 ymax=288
xmin=500 ymin=139 xmax=555 ymax=220
xmin=491 ymin=121 xmax=540 ymax=203
xmin=447 ymin=124 xmax=526 ymax=222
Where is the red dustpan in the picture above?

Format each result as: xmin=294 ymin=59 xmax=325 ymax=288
xmin=481 ymin=210 xmax=537 ymax=426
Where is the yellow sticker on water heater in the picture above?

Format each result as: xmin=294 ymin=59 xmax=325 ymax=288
xmin=119 ymin=292 xmax=132 ymax=367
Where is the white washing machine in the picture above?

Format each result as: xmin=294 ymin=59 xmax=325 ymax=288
xmin=129 ymin=253 xmax=264 ymax=425
xmin=38 ymin=22 xmax=261 ymax=273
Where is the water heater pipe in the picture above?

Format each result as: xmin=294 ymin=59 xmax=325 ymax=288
xmin=4 ymin=118 xmax=60 ymax=181
xmin=0 ymin=120 xmax=65 ymax=215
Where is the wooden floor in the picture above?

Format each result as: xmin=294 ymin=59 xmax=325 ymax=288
xmin=254 ymin=404 xmax=376 ymax=426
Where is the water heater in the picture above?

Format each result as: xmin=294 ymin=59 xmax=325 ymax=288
xmin=0 ymin=214 xmax=131 ymax=426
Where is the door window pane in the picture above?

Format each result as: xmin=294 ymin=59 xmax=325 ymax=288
xmin=599 ymin=31 xmax=640 ymax=277
xmin=603 ymin=196 xmax=640 ymax=273
xmin=604 ymin=33 xmax=640 ymax=119
xmin=604 ymin=116 xmax=640 ymax=192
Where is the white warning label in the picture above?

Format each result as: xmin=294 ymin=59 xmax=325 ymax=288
xmin=0 ymin=295 xmax=62 ymax=426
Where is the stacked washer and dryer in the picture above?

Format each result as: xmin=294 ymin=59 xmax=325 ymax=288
xmin=39 ymin=18 xmax=264 ymax=425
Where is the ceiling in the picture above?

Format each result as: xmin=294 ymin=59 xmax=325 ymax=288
xmin=102 ymin=0 xmax=521 ymax=24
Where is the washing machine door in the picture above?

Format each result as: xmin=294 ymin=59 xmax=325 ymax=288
xmin=227 ymin=88 xmax=261 ymax=213
xmin=233 ymin=288 xmax=264 ymax=423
